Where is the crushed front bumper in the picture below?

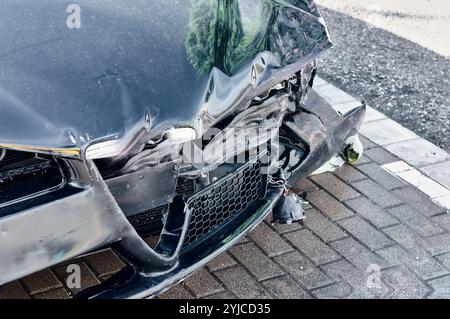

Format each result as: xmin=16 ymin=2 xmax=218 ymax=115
xmin=0 ymin=88 xmax=366 ymax=299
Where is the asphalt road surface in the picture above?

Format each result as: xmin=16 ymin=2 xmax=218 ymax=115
xmin=315 ymin=5 xmax=450 ymax=152
xmin=316 ymin=0 xmax=450 ymax=57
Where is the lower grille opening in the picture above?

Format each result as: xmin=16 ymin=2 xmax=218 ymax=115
xmin=128 ymin=205 xmax=168 ymax=240
xmin=127 ymin=178 xmax=196 ymax=239
xmin=126 ymin=160 xmax=267 ymax=250
xmin=175 ymin=178 xmax=195 ymax=197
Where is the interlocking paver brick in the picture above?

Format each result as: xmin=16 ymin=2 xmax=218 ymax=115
xmin=382 ymin=225 xmax=450 ymax=277
xmin=204 ymin=292 xmax=236 ymax=299
xmin=21 ymin=269 xmax=62 ymax=295
xmin=237 ymin=236 xmax=251 ymax=245
xmin=427 ymin=276 xmax=450 ymax=299
xmin=311 ymin=173 xmax=360 ymax=202
xmin=32 ymin=288 xmax=70 ymax=299
xmin=334 ymin=164 xmax=367 ymax=183
xmin=357 ymin=163 xmax=406 ymax=190
xmin=338 ymin=216 xmax=394 ymax=250
xmin=392 ymin=186 xmax=445 ymax=217
xmin=262 ymin=276 xmax=311 ymax=299
xmin=307 ymin=190 xmax=354 ymax=221
xmin=158 ymin=284 xmax=194 ymax=299
xmin=423 ymin=233 xmax=450 ymax=256
xmin=321 ymin=260 xmax=390 ymax=298
xmin=360 ymin=136 xmax=377 ymax=150
xmin=0 ymin=281 xmax=30 ymax=299
xmin=248 ymin=223 xmax=294 ymax=258
xmin=52 ymin=261 xmax=101 ymax=295
xmin=351 ymin=179 xmax=403 ymax=208
xmin=291 ymin=178 xmax=319 ymax=194
xmin=215 ymin=266 xmax=272 ymax=299
xmin=354 ymin=154 xmax=371 ymax=166
xmin=345 ymin=197 xmax=399 ymax=228
xmin=330 ymin=237 xmax=388 ymax=271
xmin=435 ymin=252 xmax=450 ymax=269
xmin=264 ymin=214 xmax=303 ymax=234
xmin=382 ymin=266 xmax=430 ymax=299
xmin=378 ymin=245 xmax=448 ymax=280
xmin=382 ymin=224 xmax=431 ymax=258
xmin=206 ymin=253 xmax=237 ymax=272
xmin=229 ymin=243 xmax=284 ymax=281
xmin=312 ymin=282 xmax=353 ymax=299
xmin=274 ymin=252 xmax=332 ymax=290
xmin=388 ymin=205 xmax=444 ymax=237
xmin=83 ymin=249 xmax=126 ymax=279
xmin=284 ymin=229 xmax=340 ymax=265
xmin=432 ymin=214 xmax=450 ymax=232
xmin=183 ymin=268 xmax=224 ymax=298
xmin=303 ymin=208 xmax=348 ymax=243
xmin=364 ymin=147 xmax=399 ymax=165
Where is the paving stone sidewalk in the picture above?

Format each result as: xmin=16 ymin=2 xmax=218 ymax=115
xmin=157 ymin=156 xmax=450 ymax=299
xmin=1 ymin=148 xmax=449 ymax=299
xmin=1 ymin=80 xmax=449 ymax=299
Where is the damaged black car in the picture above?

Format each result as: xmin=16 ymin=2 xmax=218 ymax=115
xmin=0 ymin=0 xmax=365 ymax=299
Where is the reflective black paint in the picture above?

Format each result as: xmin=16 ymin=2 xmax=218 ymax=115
xmin=0 ymin=0 xmax=330 ymax=157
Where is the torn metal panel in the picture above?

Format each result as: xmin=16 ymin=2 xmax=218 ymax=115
xmin=283 ymin=90 xmax=366 ymax=184
xmin=106 ymin=162 xmax=179 ymax=216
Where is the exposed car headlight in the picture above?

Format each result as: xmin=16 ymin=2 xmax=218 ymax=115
xmin=162 ymin=127 xmax=197 ymax=145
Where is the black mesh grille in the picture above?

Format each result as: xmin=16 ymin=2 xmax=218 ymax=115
xmin=128 ymin=178 xmax=195 ymax=237
xmin=128 ymin=205 xmax=168 ymax=235
xmin=184 ymin=161 xmax=266 ymax=246
xmin=175 ymin=178 xmax=195 ymax=197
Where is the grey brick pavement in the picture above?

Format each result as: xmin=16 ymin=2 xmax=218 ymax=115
xmin=1 ymin=145 xmax=449 ymax=299
xmin=1 ymin=80 xmax=450 ymax=299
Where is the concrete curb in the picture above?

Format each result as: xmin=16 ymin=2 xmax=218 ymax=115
xmin=314 ymin=77 xmax=450 ymax=210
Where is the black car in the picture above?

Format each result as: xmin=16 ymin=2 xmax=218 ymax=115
xmin=0 ymin=0 xmax=365 ymax=298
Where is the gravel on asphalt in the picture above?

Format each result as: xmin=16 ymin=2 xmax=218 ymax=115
xmin=317 ymin=7 xmax=450 ymax=152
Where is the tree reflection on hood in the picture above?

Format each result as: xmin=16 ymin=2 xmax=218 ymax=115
xmin=186 ymin=0 xmax=273 ymax=76
xmin=185 ymin=0 xmax=331 ymax=76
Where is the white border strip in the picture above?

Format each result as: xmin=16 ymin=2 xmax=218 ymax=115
xmin=382 ymin=161 xmax=450 ymax=210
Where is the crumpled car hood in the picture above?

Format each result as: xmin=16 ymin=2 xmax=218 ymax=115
xmin=0 ymin=0 xmax=331 ymax=158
